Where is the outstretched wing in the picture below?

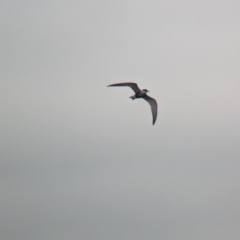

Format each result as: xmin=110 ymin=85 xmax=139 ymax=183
xmin=107 ymin=82 xmax=141 ymax=93
xmin=142 ymin=95 xmax=158 ymax=125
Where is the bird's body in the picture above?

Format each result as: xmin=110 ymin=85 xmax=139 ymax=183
xmin=130 ymin=89 xmax=147 ymax=99
xmin=108 ymin=82 xmax=158 ymax=125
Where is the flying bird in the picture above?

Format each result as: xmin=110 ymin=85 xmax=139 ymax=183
xmin=108 ymin=82 xmax=158 ymax=125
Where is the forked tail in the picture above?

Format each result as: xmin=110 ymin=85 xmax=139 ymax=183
xmin=129 ymin=95 xmax=136 ymax=100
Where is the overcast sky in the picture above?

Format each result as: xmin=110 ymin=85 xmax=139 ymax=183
xmin=1 ymin=0 xmax=240 ymax=239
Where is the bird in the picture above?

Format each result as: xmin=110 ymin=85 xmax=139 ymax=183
xmin=107 ymin=82 xmax=158 ymax=125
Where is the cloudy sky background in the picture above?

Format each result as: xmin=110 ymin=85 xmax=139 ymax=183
xmin=1 ymin=0 xmax=240 ymax=239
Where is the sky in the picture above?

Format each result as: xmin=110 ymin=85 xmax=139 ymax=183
xmin=1 ymin=0 xmax=240 ymax=239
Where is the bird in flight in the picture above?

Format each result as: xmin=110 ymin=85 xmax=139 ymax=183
xmin=108 ymin=82 xmax=158 ymax=125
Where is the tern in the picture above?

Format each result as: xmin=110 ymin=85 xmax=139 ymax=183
xmin=108 ymin=82 xmax=158 ymax=125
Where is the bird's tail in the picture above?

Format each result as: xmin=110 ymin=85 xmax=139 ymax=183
xmin=129 ymin=95 xmax=136 ymax=100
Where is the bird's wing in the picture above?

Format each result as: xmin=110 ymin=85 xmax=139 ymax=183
xmin=142 ymin=95 xmax=158 ymax=125
xmin=107 ymin=82 xmax=141 ymax=93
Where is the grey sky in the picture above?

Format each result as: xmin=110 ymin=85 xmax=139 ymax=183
xmin=1 ymin=0 xmax=240 ymax=239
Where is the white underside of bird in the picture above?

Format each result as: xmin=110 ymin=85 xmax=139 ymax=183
xmin=108 ymin=82 xmax=158 ymax=125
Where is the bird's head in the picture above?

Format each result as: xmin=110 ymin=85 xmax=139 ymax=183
xmin=142 ymin=89 xmax=149 ymax=93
